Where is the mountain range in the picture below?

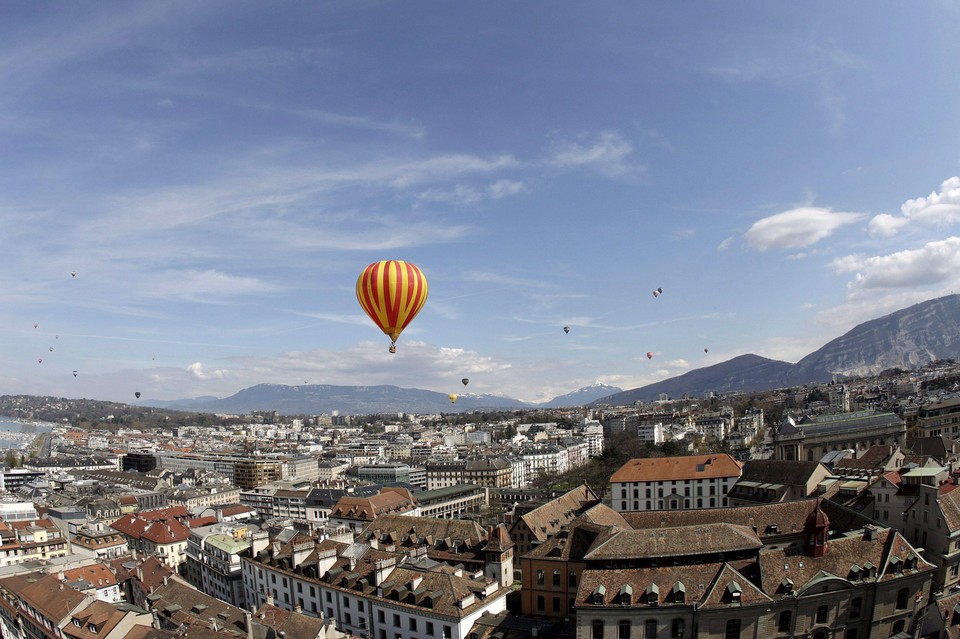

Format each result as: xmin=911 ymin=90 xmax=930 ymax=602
xmin=146 ymin=294 xmax=960 ymax=415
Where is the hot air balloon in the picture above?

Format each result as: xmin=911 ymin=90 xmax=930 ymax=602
xmin=37 ymin=358 xmax=42 ymax=363
xmin=646 ymin=351 xmax=654 ymax=359
xmin=462 ymin=378 xmax=469 ymax=386
xmin=704 ymin=348 xmax=709 ymax=353
xmin=563 ymin=326 xmax=570 ymax=334
xmin=33 ymin=323 xmax=38 ymax=329
xmin=652 ymin=287 xmax=663 ymax=298
xmin=448 ymin=394 xmax=458 ymax=404
xmin=71 ymin=271 xmax=76 ymax=277
xmin=135 ymin=392 xmax=141 ymax=399
xmin=49 ymin=347 xmax=53 ymax=352
xmin=72 ymin=370 xmax=78 ymax=377
xmin=55 ymin=335 xmax=59 ymax=339
xmin=356 ymin=260 xmax=428 ymax=353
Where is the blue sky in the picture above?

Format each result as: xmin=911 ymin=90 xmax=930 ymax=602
xmin=3 ymin=2 xmax=960 ymax=405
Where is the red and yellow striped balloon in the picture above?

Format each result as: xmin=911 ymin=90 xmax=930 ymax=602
xmin=356 ymin=260 xmax=428 ymax=352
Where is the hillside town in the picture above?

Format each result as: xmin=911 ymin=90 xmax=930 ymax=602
xmin=5 ymin=362 xmax=960 ymax=638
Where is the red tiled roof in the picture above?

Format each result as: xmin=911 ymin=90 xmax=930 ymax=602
xmin=610 ymin=454 xmax=743 ymax=483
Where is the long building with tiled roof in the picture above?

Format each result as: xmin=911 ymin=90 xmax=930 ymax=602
xmin=518 ymin=496 xmax=936 ymax=639
xmin=242 ymin=529 xmax=509 ymax=639
xmin=609 ymin=453 xmax=743 ymax=512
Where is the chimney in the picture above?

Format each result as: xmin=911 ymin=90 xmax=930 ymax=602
xmin=152 ymin=610 xmax=162 ymax=630
xmin=244 ymin=611 xmax=254 ymax=639
xmin=266 ymin=592 xmax=275 ymax=606
xmin=163 ymin=576 xmax=168 ymax=586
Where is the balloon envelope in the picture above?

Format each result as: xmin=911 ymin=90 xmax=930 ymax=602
xmin=462 ymin=378 xmax=469 ymax=386
xmin=448 ymin=394 xmax=458 ymax=404
xmin=72 ymin=371 xmax=78 ymax=377
xmin=563 ymin=326 xmax=570 ymax=334
xmin=356 ymin=260 xmax=428 ymax=350
xmin=135 ymin=392 xmax=141 ymax=399
xmin=646 ymin=352 xmax=654 ymax=359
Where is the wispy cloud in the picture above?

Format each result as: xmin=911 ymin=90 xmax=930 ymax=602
xmin=831 ymin=236 xmax=960 ymax=290
xmin=545 ymin=130 xmax=643 ymax=178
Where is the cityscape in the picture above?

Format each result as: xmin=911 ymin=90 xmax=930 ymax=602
xmin=5 ymin=3 xmax=960 ymax=639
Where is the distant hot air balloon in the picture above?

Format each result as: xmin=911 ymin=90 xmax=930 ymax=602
xmin=37 ymin=358 xmax=42 ymax=363
xmin=49 ymin=347 xmax=53 ymax=352
xmin=33 ymin=323 xmax=38 ymax=329
xmin=462 ymin=378 xmax=469 ymax=386
xmin=70 ymin=271 xmax=76 ymax=277
xmin=356 ymin=260 xmax=428 ymax=353
xmin=55 ymin=335 xmax=59 ymax=339
xmin=646 ymin=351 xmax=654 ymax=360
xmin=72 ymin=370 xmax=78 ymax=377
xmin=704 ymin=348 xmax=709 ymax=353
xmin=563 ymin=326 xmax=570 ymax=334
xmin=652 ymin=287 xmax=663 ymax=298
xmin=448 ymin=394 xmax=458 ymax=404
xmin=135 ymin=392 xmax=141 ymax=399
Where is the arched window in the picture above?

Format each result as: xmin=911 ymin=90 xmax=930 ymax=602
xmin=815 ymin=605 xmax=828 ymax=624
xmin=725 ymin=619 xmax=741 ymax=639
xmin=777 ymin=611 xmax=792 ymax=633
xmin=896 ymin=588 xmax=909 ymax=609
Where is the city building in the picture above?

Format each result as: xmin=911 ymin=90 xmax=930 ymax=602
xmin=609 ymin=453 xmax=743 ymax=512
xmin=774 ymin=410 xmax=906 ymax=462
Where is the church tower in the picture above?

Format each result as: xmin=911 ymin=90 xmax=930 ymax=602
xmin=803 ymin=498 xmax=830 ymax=558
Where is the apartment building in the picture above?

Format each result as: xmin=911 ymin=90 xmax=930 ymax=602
xmin=610 ymin=453 xmax=742 ymax=512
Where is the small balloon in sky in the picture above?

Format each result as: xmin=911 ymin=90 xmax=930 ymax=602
xmin=563 ymin=326 xmax=570 ymax=334
xmin=646 ymin=351 xmax=654 ymax=359
xmin=37 ymin=358 xmax=42 ymax=364
xmin=462 ymin=378 xmax=469 ymax=386
xmin=72 ymin=370 xmax=78 ymax=377
xmin=71 ymin=271 xmax=76 ymax=277
xmin=448 ymin=394 xmax=458 ymax=404
xmin=33 ymin=323 xmax=38 ymax=329
xmin=49 ymin=347 xmax=53 ymax=352
xmin=652 ymin=287 xmax=663 ymax=298
xmin=135 ymin=391 xmax=141 ymax=399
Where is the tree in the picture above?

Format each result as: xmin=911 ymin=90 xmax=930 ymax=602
xmin=4 ymin=450 xmax=18 ymax=468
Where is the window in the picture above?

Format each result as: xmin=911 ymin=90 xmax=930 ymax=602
xmin=393 ymin=614 xmax=401 ymax=628
xmin=643 ymin=620 xmax=655 ymax=639
xmin=345 ymin=614 xmax=352 ymax=626
xmin=537 ymin=596 xmax=545 ymax=611
xmin=378 ymin=611 xmax=385 ymax=623
xmin=427 ymin=623 xmax=435 ymax=636
xmin=343 ymin=597 xmax=350 ymax=608
xmin=410 ymin=619 xmax=417 ymax=631
xmin=592 ymin=621 xmax=604 ymax=639
xmin=569 ymin=572 xmax=578 ymax=587
xmin=326 ymin=592 xmax=332 ymax=603
xmin=537 ymin=570 xmax=545 ymax=585
xmin=670 ymin=619 xmax=684 ymax=638
xmin=816 ymin=605 xmax=828 ymax=624
xmin=850 ymin=597 xmax=862 ymax=620
xmin=358 ymin=601 xmax=364 ymax=612
xmin=552 ymin=597 xmax=561 ymax=613
xmin=778 ymin=611 xmax=792 ymax=633
xmin=443 ymin=626 xmax=452 ymax=639
xmin=553 ymin=571 xmax=561 ymax=586
xmin=725 ymin=619 xmax=741 ymax=639
xmin=896 ymin=588 xmax=909 ymax=609
xmin=844 ymin=630 xmax=857 ymax=639
xmin=891 ymin=620 xmax=905 ymax=635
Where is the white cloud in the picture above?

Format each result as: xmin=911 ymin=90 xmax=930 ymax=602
xmin=864 ymin=177 xmax=960 ymax=235
xmin=745 ymin=207 xmax=864 ymax=251
xmin=717 ymin=236 xmax=734 ymax=251
xmin=142 ymin=269 xmax=275 ymax=302
xmin=187 ymin=361 xmax=226 ymax=380
xmin=900 ymin=176 xmax=960 ymax=225
xmin=832 ymin=236 xmax=960 ymax=290
xmin=546 ymin=130 xmax=642 ymax=178
xmin=868 ymin=213 xmax=910 ymax=238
